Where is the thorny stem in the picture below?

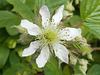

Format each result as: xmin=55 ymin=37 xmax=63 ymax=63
xmin=72 ymin=20 xmax=84 ymax=28
xmin=70 ymin=53 xmax=80 ymax=60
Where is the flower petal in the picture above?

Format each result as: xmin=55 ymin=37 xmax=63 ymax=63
xmin=53 ymin=43 xmax=69 ymax=64
xmin=59 ymin=28 xmax=82 ymax=41
xmin=21 ymin=19 xmax=41 ymax=36
xmin=22 ymin=41 xmax=39 ymax=57
xmin=36 ymin=45 xmax=50 ymax=68
xmin=51 ymin=5 xmax=64 ymax=27
xmin=39 ymin=5 xmax=50 ymax=28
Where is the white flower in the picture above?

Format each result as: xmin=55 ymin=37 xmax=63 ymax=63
xmin=21 ymin=5 xmax=82 ymax=68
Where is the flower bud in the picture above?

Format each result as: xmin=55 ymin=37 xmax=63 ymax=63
xmin=75 ymin=36 xmax=87 ymax=43
xmin=87 ymin=54 xmax=93 ymax=60
xmin=6 ymin=37 xmax=16 ymax=49
xmin=70 ymin=56 xmax=77 ymax=65
xmin=82 ymin=52 xmax=86 ymax=56
xmin=79 ymin=65 xmax=87 ymax=75
xmin=16 ymin=25 xmax=27 ymax=33
xmin=17 ymin=49 xmax=23 ymax=57
xmin=8 ymin=39 xmax=16 ymax=48
xmin=33 ymin=14 xmax=42 ymax=27
xmin=63 ymin=10 xmax=73 ymax=19
xmin=75 ymin=0 xmax=79 ymax=5
xmin=79 ymin=59 xmax=88 ymax=65
xmin=66 ymin=1 xmax=75 ymax=11
xmin=17 ymin=33 xmax=33 ymax=45
xmin=17 ymin=49 xmax=31 ymax=62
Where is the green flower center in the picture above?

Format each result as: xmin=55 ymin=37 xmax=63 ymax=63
xmin=45 ymin=31 xmax=58 ymax=42
xmin=40 ymin=27 xmax=59 ymax=44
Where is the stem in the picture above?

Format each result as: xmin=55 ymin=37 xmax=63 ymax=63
xmin=72 ymin=20 xmax=84 ymax=28
xmin=70 ymin=53 xmax=80 ymax=60
xmin=92 ymin=47 xmax=100 ymax=51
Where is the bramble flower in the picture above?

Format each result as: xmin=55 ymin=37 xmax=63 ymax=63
xmin=21 ymin=5 xmax=82 ymax=68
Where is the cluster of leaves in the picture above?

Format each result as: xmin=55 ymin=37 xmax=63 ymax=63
xmin=0 ymin=0 xmax=100 ymax=75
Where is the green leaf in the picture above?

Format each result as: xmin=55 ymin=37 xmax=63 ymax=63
xmin=36 ymin=0 xmax=67 ymax=15
xmin=7 ymin=0 xmax=34 ymax=22
xmin=31 ymin=63 xmax=43 ymax=73
xmin=0 ymin=45 xmax=10 ymax=69
xmin=83 ymin=22 xmax=100 ymax=39
xmin=0 ymin=0 xmax=7 ymax=8
xmin=87 ymin=64 xmax=100 ymax=75
xmin=73 ymin=43 xmax=92 ymax=53
xmin=63 ymin=65 xmax=71 ymax=75
xmin=9 ymin=52 xmax=20 ymax=66
xmin=6 ymin=24 xmax=19 ymax=36
xmin=25 ymin=0 xmax=35 ymax=10
xmin=43 ymin=57 xmax=62 ymax=75
xmin=92 ymin=51 xmax=100 ymax=63
xmin=80 ymin=0 xmax=100 ymax=23
xmin=0 ymin=11 xmax=19 ymax=28
xmin=0 ymin=28 xmax=9 ymax=42
xmin=0 ymin=11 xmax=20 ymax=35
xmin=69 ymin=15 xmax=81 ymax=26
xmin=3 ymin=63 xmax=32 ymax=75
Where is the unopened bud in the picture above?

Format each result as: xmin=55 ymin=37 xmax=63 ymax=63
xmin=66 ymin=1 xmax=75 ymax=11
xmin=63 ymin=10 xmax=73 ymax=19
xmin=75 ymin=0 xmax=79 ymax=5
xmin=70 ymin=56 xmax=77 ymax=65
xmin=17 ymin=49 xmax=23 ymax=57
xmin=79 ymin=65 xmax=87 ymax=75
xmin=82 ymin=52 xmax=86 ymax=56
xmin=75 ymin=36 xmax=87 ymax=43
xmin=79 ymin=59 xmax=88 ymax=65
xmin=17 ymin=49 xmax=31 ymax=62
xmin=25 ymin=56 xmax=31 ymax=62
xmin=16 ymin=25 xmax=27 ymax=33
xmin=7 ymin=39 xmax=16 ymax=48
xmin=18 ymin=33 xmax=33 ymax=45
xmin=33 ymin=14 xmax=42 ymax=27
xmin=87 ymin=54 xmax=93 ymax=60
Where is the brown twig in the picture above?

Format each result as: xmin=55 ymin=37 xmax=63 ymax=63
xmin=92 ymin=47 xmax=100 ymax=51
xmin=70 ymin=53 xmax=80 ymax=60
xmin=72 ymin=20 xmax=84 ymax=28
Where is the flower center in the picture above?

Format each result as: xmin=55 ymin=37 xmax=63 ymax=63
xmin=45 ymin=31 xmax=57 ymax=42
xmin=39 ymin=27 xmax=60 ymax=45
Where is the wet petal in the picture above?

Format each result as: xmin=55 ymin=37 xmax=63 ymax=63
xmin=51 ymin=5 xmax=64 ymax=27
xmin=39 ymin=5 xmax=50 ymax=28
xmin=36 ymin=45 xmax=50 ymax=68
xmin=59 ymin=28 xmax=82 ymax=41
xmin=22 ymin=41 xmax=39 ymax=57
xmin=53 ymin=43 xmax=69 ymax=64
xmin=21 ymin=19 xmax=41 ymax=36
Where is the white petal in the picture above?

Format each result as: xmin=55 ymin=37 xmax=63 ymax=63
xmin=22 ymin=41 xmax=39 ymax=57
xmin=59 ymin=28 xmax=82 ymax=41
xmin=36 ymin=45 xmax=50 ymax=68
xmin=21 ymin=19 xmax=41 ymax=36
xmin=39 ymin=5 xmax=50 ymax=28
xmin=53 ymin=43 xmax=69 ymax=64
xmin=51 ymin=5 xmax=64 ymax=27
